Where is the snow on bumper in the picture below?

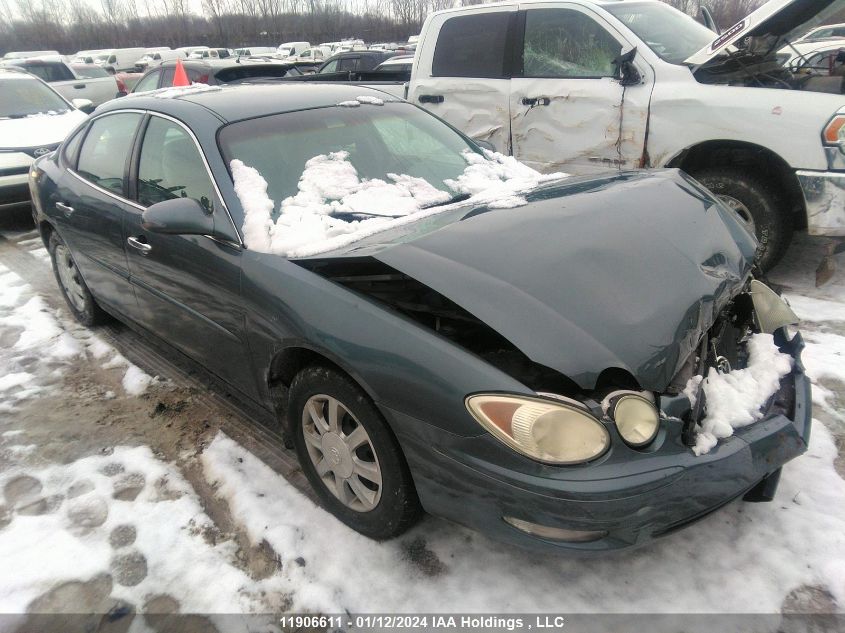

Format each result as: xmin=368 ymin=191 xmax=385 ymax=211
xmin=384 ymin=333 xmax=812 ymax=553
xmin=797 ymin=170 xmax=845 ymax=236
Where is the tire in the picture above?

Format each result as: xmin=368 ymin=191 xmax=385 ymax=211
xmin=48 ymin=231 xmax=107 ymax=327
xmin=692 ymin=168 xmax=792 ymax=272
xmin=288 ymin=365 xmax=421 ymax=539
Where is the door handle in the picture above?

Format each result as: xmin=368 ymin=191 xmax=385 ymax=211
xmin=418 ymin=94 xmax=444 ymax=104
xmin=73 ymin=83 xmax=86 ymax=89
xmin=127 ymin=236 xmax=152 ymax=255
xmin=55 ymin=201 xmax=74 ymax=216
xmin=522 ymin=97 xmax=550 ymax=107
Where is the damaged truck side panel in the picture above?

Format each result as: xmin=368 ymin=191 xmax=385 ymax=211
xmin=406 ymin=0 xmax=845 ymax=270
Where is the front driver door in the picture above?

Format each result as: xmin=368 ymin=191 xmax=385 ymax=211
xmin=509 ymin=4 xmax=651 ymax=175
xmin=123 ymin=113 xmax=257 ymax=398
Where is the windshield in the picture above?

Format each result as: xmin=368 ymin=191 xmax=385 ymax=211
xmin=219 ymin=101 xmax=476 ymax=209
xmin=605 ymin=1 xmax=716 ymax=64
xmin=93 ymin=54 xmax=111 ymax=63
xmin=0 ymin=77 xmax=70 ymax=118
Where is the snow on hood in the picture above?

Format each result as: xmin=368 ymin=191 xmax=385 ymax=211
xmin=690 ymin=333 xmax=793 ymax=455
xmin=0 ymin=109 xmax=87 ymax=149
xmin=684 ymin=0 xmax=842 ymax=68
xmin=232 ymin=149 xmax=565 ymax=258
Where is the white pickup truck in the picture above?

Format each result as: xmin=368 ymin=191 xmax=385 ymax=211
xmin=1 ymin=57 xmax=120 ymax=107
xmin=360 ymin=0 xmax=845 ymax=270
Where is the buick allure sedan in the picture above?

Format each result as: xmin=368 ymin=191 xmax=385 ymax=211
xmin=29 ymin=84 xmax=811 ymax=551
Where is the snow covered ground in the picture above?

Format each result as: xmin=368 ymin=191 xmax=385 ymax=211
xmin=0 ymin=226 xmax=843 ymax=629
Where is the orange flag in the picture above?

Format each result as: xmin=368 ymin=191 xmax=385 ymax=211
xmin=172 ymin=58 xmax=190 ymax=87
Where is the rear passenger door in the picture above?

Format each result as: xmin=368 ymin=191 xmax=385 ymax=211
xmin=409 ymin=6 xmax=516 ymax=153
xmin=55 ymin=111 xmax=143 ymax=317
xmin=123 ymin=114 xmax=257 ymax=397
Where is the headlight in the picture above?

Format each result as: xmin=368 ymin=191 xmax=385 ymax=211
xmin=749 ymin=280 xmax=799 ymax=334
xmin=823 ymin=114 xmax=845 ymax=147
xmin=465 ymin=394 xmax=609 ymax=465
xmin=607 ymin=393 xmax=659 ymax=448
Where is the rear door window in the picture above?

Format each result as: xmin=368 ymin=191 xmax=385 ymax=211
xmin=134 ymin=70 xmax=161 ymax=92
xmin=432 ymin=12 xmax=512 ymax=78
xmin=338 ymin=56 xmax=360 ymax=71
xmin=76 ymin=112 xmax=142 ymax=196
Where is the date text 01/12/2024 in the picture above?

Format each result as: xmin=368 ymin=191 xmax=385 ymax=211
xmin=277 ymin=615 xmax=567 ymax=629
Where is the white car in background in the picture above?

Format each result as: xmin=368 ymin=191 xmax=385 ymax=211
xmin=290 ymin=46 xmax=331 ymax=62
xmin=3 ymin=50 xmax=60 ymax=60
xmin=0 ymin=68 xmax=89 ymax=214
xmin=234 ymin=46 xmax=277 ymax=56
xmin=134 ymin=50 xmax=183 ymax=72
xmin=277 ymin=41 xmax=310 ymax=57
xmin=0 ymin=57 xmax=120 ymax=106
xmin=188 ymin=47 xmax=232 ymax=60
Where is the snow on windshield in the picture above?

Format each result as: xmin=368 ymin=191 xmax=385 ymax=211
xmin=233 ymin=148 xmax=565 ymax=258
xmin=689 ymin=333 xmax=794 ymax=455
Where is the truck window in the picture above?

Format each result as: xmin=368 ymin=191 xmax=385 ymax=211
xmin=522 ymin=8 xmax=620 ymax=78
xmin=432 ymin=12 xmax=511 ymax=78
xmin=22 ymin=62 xmax=74 ymax=83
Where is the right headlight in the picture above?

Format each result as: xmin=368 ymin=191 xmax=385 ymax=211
xmin=465 ymin=394 xmax=610 ymax=465
xmin=607 ymin=393 xmax=659 ymax=448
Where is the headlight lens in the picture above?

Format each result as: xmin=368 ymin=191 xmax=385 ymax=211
xmin=465 ymin=394 xmax=610 ymax=465
xmin=823 ymin=114 xmax=845 ymax=146
xmin=749 ymin=280 xmax=799 ymax=334
xmin=608 ymin=394 xmax=659 ymax=447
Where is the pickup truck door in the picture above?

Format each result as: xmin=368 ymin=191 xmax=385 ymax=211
xmin=408 ymin=6 xmax=517 ymax=154
xmin=509 ymin=3 xmax=652 ymax=175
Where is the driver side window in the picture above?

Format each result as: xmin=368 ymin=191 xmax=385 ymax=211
xmin=137 ymin=116 xmax=216 ymax=214
xmin=76 ymin=113 xmax=142 ymax=196
xmin=523 ymin=8 xmax=621 ymax=78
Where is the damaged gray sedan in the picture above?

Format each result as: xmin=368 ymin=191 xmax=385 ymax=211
xmin=29 ymin=83 xmax=811 ymax=551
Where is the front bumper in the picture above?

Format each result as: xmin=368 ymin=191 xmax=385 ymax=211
xmin=797 ymin=169 xmax=845 ymax=236
xmin=385 ymin=332 xmax=812 ymax=553
xmin=0 ymin=152 xmax=34 ymax=212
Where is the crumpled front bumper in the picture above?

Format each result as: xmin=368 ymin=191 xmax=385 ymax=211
xmin=385 ymin=332 xmax=812 ymax=553
xmin=797 ymin=169 xmax=845 ymax=236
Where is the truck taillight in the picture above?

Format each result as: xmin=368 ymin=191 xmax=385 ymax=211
xmin=823 ymin=114 xmax=845 ymax=145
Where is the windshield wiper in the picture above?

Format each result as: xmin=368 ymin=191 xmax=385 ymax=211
xmin=422 ymin=192 xmax=470 ymax=209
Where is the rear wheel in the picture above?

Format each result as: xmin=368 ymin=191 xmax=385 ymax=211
xmin=288 ymin=365 xmax=421 ymax=539
xmin=692 ymin=168 xmax=792 ymax=271
xmin=48 ymin=232 xmax=107 ymax=327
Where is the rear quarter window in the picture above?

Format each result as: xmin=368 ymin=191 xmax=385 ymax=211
xmin=432 ymin=12 xmax=512 ymax=78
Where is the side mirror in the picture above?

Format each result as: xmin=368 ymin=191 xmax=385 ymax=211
xmin=142 ymin=197 xmax=214 ymax=235
xmin=72 ymin=98 xmax=95 ymax=114
xmin=613 ymin=48 xmax=641 ymax=87
xmin=473 ymin=139 xmax=496 ymax=152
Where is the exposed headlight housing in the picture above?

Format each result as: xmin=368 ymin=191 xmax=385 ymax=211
xmin=749 ymin=280 xmax=799 ymax=334
xmin=607 ymin=393 xmax=659 ymax=448
xmin=465 ymin=394 xmax=610 ymax=465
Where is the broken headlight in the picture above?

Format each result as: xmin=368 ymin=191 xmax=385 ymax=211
xmin=465 ymin=394 xmax=609 ymax=465
xmin=748 ymin=280 xmax=799 ymax=334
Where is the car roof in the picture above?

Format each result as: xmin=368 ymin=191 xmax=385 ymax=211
xmin=110 ymin=83 xmax=398 ymax=123
xmin=0 ymin=67 xmax=39 ymax=80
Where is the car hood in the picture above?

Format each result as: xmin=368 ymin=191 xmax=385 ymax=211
xmin=320 ymin=170 xmax=756 ymax=393
xmin=0 ymin=109 xmax=87 ymax=149
xmin=685 ymin=0 xmax=843 ymax=68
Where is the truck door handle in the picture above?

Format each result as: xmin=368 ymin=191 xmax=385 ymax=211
xmin=418 ymin=94 xmax=444 ymax=104
xmin=522 ymin=97 xmax=550 ymax=107
xmin=73 ymin=83 xmax=86 ymax=89
xmin=55 ymin=201 xmax=74 ymax=216
xmin=127 ymin=236 xmax=152 ymax=255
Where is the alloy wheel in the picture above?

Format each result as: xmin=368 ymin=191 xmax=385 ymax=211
xmin=54 ymin=244 xmax=87 ymax=313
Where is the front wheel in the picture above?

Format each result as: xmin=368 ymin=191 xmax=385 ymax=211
xmin=288 ymin=365 xmax=421 ymax=539
xmin=48 ymin=231 xmax=107 ymax=327
xmin=692 ymin=168 xmax=792 ymax=272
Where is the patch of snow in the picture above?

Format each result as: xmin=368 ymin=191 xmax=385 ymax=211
xmin=233 ymin=148 xmax=566 ymax=258
xmin=0 ymin=445 xmax=288 ymax=613
xmin=336 ymin=100 xmax=360 ymax=107
xmin=786 ymin=294 xmax=845 ymax=323
xmin=692 ymin=333 xmax=794 ymax=456
xmin=355 ymin=95 xmax=384 ymax=105
xmin=130 ymin=83 xmax=222 ymax=100
xmin=0 ymin=372 xmax=35 ymax=393
xmin=122 ymin=365 xmax=154 ymax=396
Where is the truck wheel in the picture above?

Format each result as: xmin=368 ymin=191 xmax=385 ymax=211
xmin=288 ymin=365 xmax=421 ymax=539
xmin=48 ymin=232 xmax=108 ymax=327
xmin=693 ymin=168 xmax=792 ymax=271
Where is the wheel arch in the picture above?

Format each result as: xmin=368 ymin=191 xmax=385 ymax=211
xmin=665 ymin=140 xmax=806 ymax=228
xmin=38 ymin=219 xmax=55 ymax=250
xmin=266 ymin=342 xmax=381 ymax=434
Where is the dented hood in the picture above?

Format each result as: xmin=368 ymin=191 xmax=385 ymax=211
xmin=366 ymin=170 xmax=756 ymax=392
xmin=684 ymin=0 xmax=842 ymax=68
